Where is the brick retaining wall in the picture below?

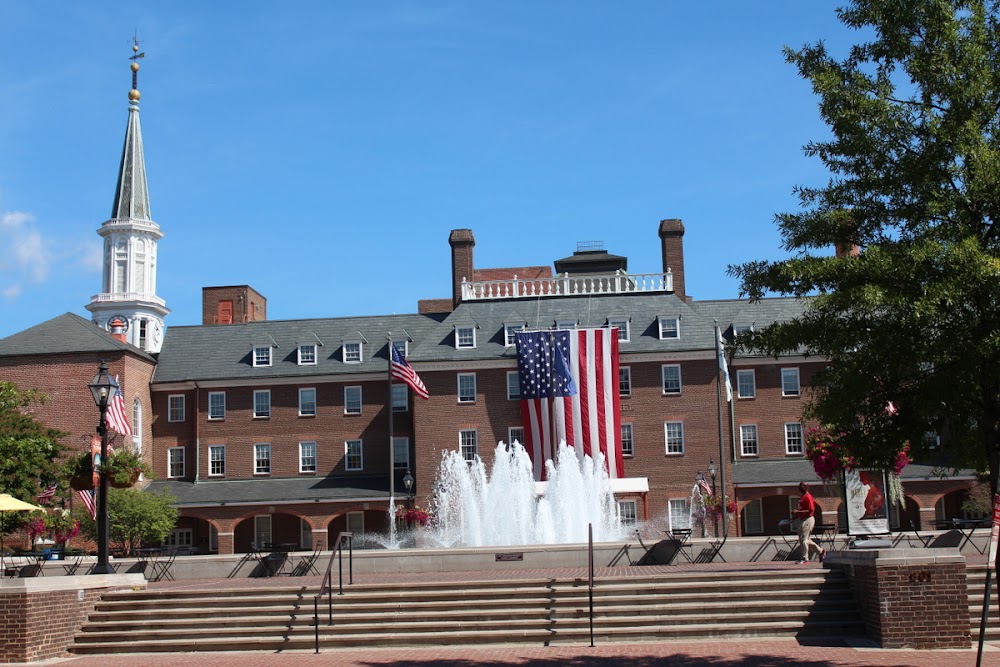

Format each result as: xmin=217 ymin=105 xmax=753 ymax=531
xmin=0 ymin=574 xmax=145 ymax=663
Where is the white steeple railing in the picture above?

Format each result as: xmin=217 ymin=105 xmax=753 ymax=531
xmin=461 ymin=270 xmax=673 ymax=301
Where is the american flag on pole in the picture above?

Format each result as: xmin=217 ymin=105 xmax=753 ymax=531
xmin=78 ymin=489 xmax=97 ymax=521
xmin=37 ymin=484 xmax=56 ymax=504
xmin=516 ymin=328 xmax=624 ymax=480
xmin=390 ymin=344 xmax=429 ymax=400
xmin=106 ymin=376 xmax=132 ymax=436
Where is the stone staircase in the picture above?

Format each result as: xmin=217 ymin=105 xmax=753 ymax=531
xmin=70 ymin=567 xmax=864 ymax=654
xmin=968 ymin=564 xmax=1000 ymax=641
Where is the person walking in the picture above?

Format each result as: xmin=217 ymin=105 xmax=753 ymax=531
xmin=792 ymin=481 xmax=824 ymax=564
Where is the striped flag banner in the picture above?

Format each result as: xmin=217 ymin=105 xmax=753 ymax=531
xmin=37 ymin=484 xmax=56 ymax=504
xmin=106 ymin=376 xmax=132 ymax=436
xmin=78 ymin=489 xmax=97 ymax=521
xmin=516 ymin=328 xmax=623 ymax=481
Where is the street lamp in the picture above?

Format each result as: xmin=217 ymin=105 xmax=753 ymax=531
xmin=88 ymin=361 xmax=119 ymax=575
xmin=403 ymin=470 xmax=414 ymax=509
xmin=708 ymin=459 xmax=718 ymax=537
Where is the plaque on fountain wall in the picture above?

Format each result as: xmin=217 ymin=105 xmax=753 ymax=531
xmin=495 ymin=552 xmax=524 ymax=562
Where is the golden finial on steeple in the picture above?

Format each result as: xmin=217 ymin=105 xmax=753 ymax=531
xmin=128 ymin=33 xmax=145 ymax=102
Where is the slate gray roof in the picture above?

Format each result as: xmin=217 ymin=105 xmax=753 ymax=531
xmin=146 ymin=475 xmax=390 ymax=506
xmin=731 ymin=458 xmax=974 ymax=486
xmin=151 ymin=294 xmax=810 ymax=384
xmin=0 ymin=312 xmax=155 ymax=361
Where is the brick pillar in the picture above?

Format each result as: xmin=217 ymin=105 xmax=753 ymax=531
xmin=658 ymin=219 xmax=686 ymax=300
xmin=216 ymin=531 xmax=235 ymax=555
xmin=826 ymin=548 xmax=970 ymax=649
xmin=449 ymin=229 xmax=475 ymax=308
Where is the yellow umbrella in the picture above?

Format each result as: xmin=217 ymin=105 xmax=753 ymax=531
xmin=0 ymin=494 xmax=44 ymax=574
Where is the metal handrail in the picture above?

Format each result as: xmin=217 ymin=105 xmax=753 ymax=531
xmin=312 ymin=532 xmax=353 ymax=654
xmin=588 ymin=523 xmax=595 ymax=647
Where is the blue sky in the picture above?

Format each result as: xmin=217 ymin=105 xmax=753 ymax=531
xmin=0 ymin=2 xmax=856 ymax=340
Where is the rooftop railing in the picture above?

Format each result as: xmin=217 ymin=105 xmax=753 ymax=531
xmin=461 ymin=270 xmax=673 ymax=301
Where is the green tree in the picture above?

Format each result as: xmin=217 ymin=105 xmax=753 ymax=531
xmin=729 ymin=1 xmax=1000 ymax=488
xmin=77 ymin=488 xmax=178 ymax=555
xmin=0 ymin=382 xmax=67 ymax=540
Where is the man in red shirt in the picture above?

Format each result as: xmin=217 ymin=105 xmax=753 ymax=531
xmin=792 ymin=482 xmax=824 ymax=564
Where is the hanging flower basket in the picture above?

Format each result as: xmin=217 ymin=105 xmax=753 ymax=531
xmin=805 ymin=428 xmax=911 ymax=506
xmin=395 ymin=506 xmax=433 ymax=526
xmin=100 ymin=449 xmax=153 ymax=488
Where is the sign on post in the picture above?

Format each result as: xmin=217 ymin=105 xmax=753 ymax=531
xmin=987 ymin=493 xmax=1000 ymax=569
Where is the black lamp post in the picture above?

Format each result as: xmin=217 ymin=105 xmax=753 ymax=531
xmin=708 ymin=459 xmax=718 ymax=537
xmin=403 ymin=470 xmax=414 ymax=509
xmin=88 ymin=361 xmax=118 ymax=575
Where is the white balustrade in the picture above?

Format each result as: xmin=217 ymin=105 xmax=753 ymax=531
xmin=461 ymin=271 xmax=673 ymax=301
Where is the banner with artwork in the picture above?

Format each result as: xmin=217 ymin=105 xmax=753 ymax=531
xmin=845 ymin=469 xmax=890 ymax=535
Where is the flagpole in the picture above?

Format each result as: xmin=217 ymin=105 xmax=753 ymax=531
xmin=387 ymin=336 xmax=395 ymax=506
xmin=715 ymin=325 xmax=729 ymax=538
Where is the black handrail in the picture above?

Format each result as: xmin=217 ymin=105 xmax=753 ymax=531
xmin=312 ymin=532 xmax=353 ymax=654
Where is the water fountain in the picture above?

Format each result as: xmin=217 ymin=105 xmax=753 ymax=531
xmin=424 ymin=440 xmax=627 ymax=547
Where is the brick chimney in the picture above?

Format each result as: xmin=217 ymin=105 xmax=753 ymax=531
xmin=658 ymin=219 xmax=686 ymax=300
xmin=449 ymin=229 xmax=475 ymax=308
xmin=109 ymin=317 xmax=128 ymax=343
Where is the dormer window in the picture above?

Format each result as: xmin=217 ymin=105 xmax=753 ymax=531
xmin=733 ymin=324 xmax=754 ymax=337
xmin=392 ymin=340 xmax=408 ymax=358
xmin=343 ymin=341 xmax=363 ymax=363
xmin=608 ymin=319 xmax=630 ymax=343
xmin=455 ymin=326 xmax=476 ymax=349
xmin=658 ymin=316 xmax=680 ymax=340
xmin=504 ymin=323 xmax=525 ymax=347
xmin=253 ymin=345 xmax=272 ymax=367
xmin=298 ymin=344 xmax=317 ymax=365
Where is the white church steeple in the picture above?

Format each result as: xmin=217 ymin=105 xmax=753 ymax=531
xmin=86 ymin=39 xmax=169 ymax=353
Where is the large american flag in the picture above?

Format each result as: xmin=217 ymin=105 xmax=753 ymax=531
xmin=516 ymin=328 xmax=624 ymax=480
xmin=390 ymin=344 xmax=429 ymax=400
xmin=106 ymin=376 xmax=133 ymax=436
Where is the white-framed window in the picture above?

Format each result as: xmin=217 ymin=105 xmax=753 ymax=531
xmin=507 ymin=371 xmax=521 ymax=400
xmin=344 ymin=386 xmax=362 ymax=415
xmin=253 ymin=390 xmax=271 ymax=418
xmin=504 ymin=323 xmax=525 ymax=347
xmin=254 ymin=515 xmax=272 ymax=547
xmin=343 ymin=341 xmax=363 ymax=363
xmin=664 ymin=421 xmax=684 ymax=455
xmin=345 ymin=439 xmax=363 ymax=471
xmin=455 ymin=326 xmax=476 ymax=349
xmin=392 ymin=384 xmax=408 ymax=412
xmin=299 ymin=441 xmax=317 ymax=473
xmin=458 ymin=373 xmax=476 ymax=403
xmin=658 ymin=316 xmax=680 ymax=340
xmin=508 ymin=426 xmax=525 ymax=447
xmin=208 ymin=391 xmax=226 ymax=420
xmin=253 ymin=345 xmax=272 ymax=367
xmin=743 ymin=498 xmax=763 ymax=534
xmin=733 ymin=324 xmax=754 ymax=337
xmin=740 ymin=424 xmax=759 ymax=457
xmin=167 ymin=394 xmax=185 ymax=422
xmin=621 ymin=423 xmax=634 ymax=456
xmin=166 ymin=528 xmax=193 ymax=548
xmin=555 ymin=319 xmax=577 ymax=330
xmin=346 ymin=511 xmax=364 ymax=534
xmin=208 ymin=445 xmax=226 ymax=477
xmin=132 ymin=398 xmax=142 ymax=453
xmin=619 ymin=366 xmax=632 ymax=396
xmin=167 ymin=447 xmax=185 ymax=478
xmin=661 ymin=364 xmax=682 ymax=394
xmin=393 ymin=436 xmax=409 ymax=470
xmin=785 ymin=422 xmax=804 ymax=454
xmin=617 ymin=499 xmax=638 ymax=525
xmin=299 ymin=387 xmax=317 ymax=417
xmin=254 ymin=443 xmax=271 ymax=475
xmin=781 ymin=367 xmax=801 ymax=397
xmin=608 ymin=319 xmax=630 ymax=342
xmin=737 ymin=369 xmax=756 ymax=399
xmin=298 ymin=344 xmax=317 ymax=365
xmin=459 ymin=429 xmax=478 ymax=462
xmin=668 ymin=498 xmax=691 ymax=530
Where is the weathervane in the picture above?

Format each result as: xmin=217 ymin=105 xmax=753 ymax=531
xmin=129 ymin=33 xmax=145 ymax=101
